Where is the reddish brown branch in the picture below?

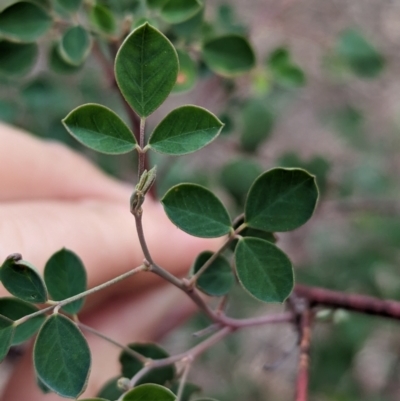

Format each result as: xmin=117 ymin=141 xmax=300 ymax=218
xmin=295 ymin=284 xmax=400 ymax=320
xmin=295 ymin=307 xmax=313 ymax=401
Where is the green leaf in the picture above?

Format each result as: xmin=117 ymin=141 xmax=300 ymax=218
xmin=240 ymin=99 xmax=274 ymax=152
xmin=119 ymin=343 xmax=175 ymax=386
xmin=161 ymin=184 xmax=232 ymax=238
xmin=245 ymin=168 xmax=319 ymax=232
xmin=115 ymin=23 xmax=179 ymax=118
xmin=0 ymin=315 xmax=14 ymax=362
xmin=44 ymin=248 xmax=87 ymax=314
xmin=170 ymin=382 xmax=200 ymax=401
xmin=0 ymin=297 xmax=45 ymax=345
xmin=0 ymin=2 xmax=52 ymax=42
xmin=149 ymin=105 xmax=223 ymax=155
xmin=219 ymin=158 xmax=263 ymax=205
xmin=37 ymin=376 xmax=52 ymax=394
xmin=55 ymin=0 xmax=81 ymax=12
xmin=337 ymin=29 xmax=385 ymax=78
xmin=147 ymin=0 xmax=168 ymax=8
xmin=235 ymin=237 xmax=293 ymax=303
xmin=202 ymin=35 xmax=255 ymax=77
xmin=192 ymin=251 xmax=234 ymax=296
xmin=0 ymin=41 xmax=38 ymax=76
xmin=121 ymin=384 xmax=176 ymax=401
xmin=1 ymin=255 xmax=47 ymax=303
xmin=62 ymin=104 xmax=136 ymax=155
xmin=49 ymin=43 xmax=82 ymax=74
xmin=97 ymin=376 xmax=123 ymax=399
xmin=160 ymin=0 xmax=202 ymax=24
xmin=172 ymin=49 xmax=197 ymax=93
xmin=90 ymin=4 xmax=116 ymax=35
xmin=34 ymin=314 xmax=91 ymax=398
xmin=59 ymin=25 xmax=91 ymax=66
xmin=171 ymin=7 xmax=203 ymax=39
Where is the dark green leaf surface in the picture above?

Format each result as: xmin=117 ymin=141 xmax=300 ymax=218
xmin=0 ymin=41 xmax=38 ymax=76
xmin=192 ymin=251 xmax=234 ymax=296
xmin=0 ymin=2 xmax=52 ymax=42
xmin=44 ymin=248 xmax=87 ymax=314
xmin=37 ymin=376 xmax=52 ymax=394
xmin=337 ymin=29 xmax=385 ymax=78
xmin=90 ymin=4 xmax=116 ymax=34
xmin=63 ymin=104 xmax=136 ymax=155
xmin=34 ymin=314 xmax=91 ymax=398
xmin=1 ymin=257 xmax=47 ymax=303
xmin=219 ymin=158 xmax=263 ymax=205
xmin=80 ymin=399 xmax=109 ymax=401
xmin=0 ymin=315 xmax=14 ymax=362
xmin=0 ymin=297 xmax=45 ymax=344
xmin=160 ymin=0 xmax=202 ymax=24
xmin=49 ymin=43 xmax=82 ymax=74
xmin=115 ymin=23 xmax=178 ymax=117
xmin=193 ymin=399 xmax=219 ymax=401
xmin=235 ymin=238 xmax=293 ymax=303
xmin=162 ymin=184 xmax=231 ymax=238
xmin=147 ymin=0 xmax=168 ymax=8
xmin=122 ymin=384 xmax=176 ymax=401
xmin=59 ymin=25 xmax=91 ymax=66
xmin=170 ymin=382 xmax=200 ymax=401
xmin=245 ymin=168 xmax=318 ymax=232
xmin=56 ymin=0 xmax=81 ymax=12
xmin=97 ymin=376 xmax=123 ymax=399
xmin=149 ymin=105 xmax=223 ymax=155
xmin=203 ymin=35 xmax=255 ymax=76
xmin=120 ymin=343 xmax=175 ymax=386
xmin=240 ymin=99 xmax=274 ymax=152
xmin=173 ymin=49 xmax=197 ymax=93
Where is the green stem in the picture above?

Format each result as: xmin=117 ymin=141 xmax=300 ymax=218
xmin=13 ymin=264 xmax=147 ymax=326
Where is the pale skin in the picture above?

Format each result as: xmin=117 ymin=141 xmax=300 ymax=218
xmin=0 ymin=122 xmax=222 ymax=400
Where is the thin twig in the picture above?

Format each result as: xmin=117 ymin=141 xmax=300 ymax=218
xmin=294 ymin=284 xmax=400 ymax=320
xmin=13 ymin=264 xmax=146 ymax=326
xmin=78 ymin=322 xmax=149 ymax=364
xmin=295 ymin=307 xmax=313 ymax=401
xmin=176 ymin=359 xmax=193 ymax=401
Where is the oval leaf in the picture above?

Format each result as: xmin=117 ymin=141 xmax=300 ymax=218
xmin=115 ymin=23 xmax=179 ymax=118
xmin=90 ymin=4 xmax=116 ymax=34
xmin=59 ymin=25 xmax=91 ymax=66
xmin=149 ymin=105 xmax=223 ymax=155
xmin=192 ymin=251 xmax=234 ymax=296
xmin=161 ymin=184 xmax=231 ymax=238
xmin=235 ymin=238 xmax=293 ymax=303
xmin=44 ymin=248 xmax=87 ymax=314
xmin=0 ymin=41 xmax=38 ymax=76
xmin=337 ymin=29 xmax=385 ymax=78
xmin=172 ymin=49 xmax=197 ymax=93
xmin=56 ymin=0 xmax=81 ymax=12
xmin=63 ymin=104 xmax=136 ymax=154
xmin=203 ymin=35 xmax=255 ymax=76
xmin=0 ymin=2 xmax=52 ymax=42
xmin=0 ymin=297 xmax=45 ymax=344
xmin=245 ymin=168 xmax=318 ymax=232
xmin=0 ymin=315 xmax=14 ymax=362
xmin=49 ymin=43 xmax=82 ymax=74
xmin=34 ymin=314 xmax=91 ymax=398
xmin=97 ymin=376 xmax=123 ymax=399
xmin=160 ymin=0 xmax=202 ymax=24
xmin=1 ymin=255 xmax=47 ymax=303
xmin=119 ymin=343 xmax=175 ymax=386
xmin=121 ymin=384 xmax=176 ymax=401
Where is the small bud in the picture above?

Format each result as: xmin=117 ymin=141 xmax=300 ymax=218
xmin=117 ymin=377 xmax=131 ymax=391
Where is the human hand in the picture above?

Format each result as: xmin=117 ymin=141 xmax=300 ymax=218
xmin=0 ymin=122 xmax=221 ymax=400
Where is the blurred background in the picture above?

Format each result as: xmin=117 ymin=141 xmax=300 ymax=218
xmin=2 ymin=0 xmax=400 ymax=400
